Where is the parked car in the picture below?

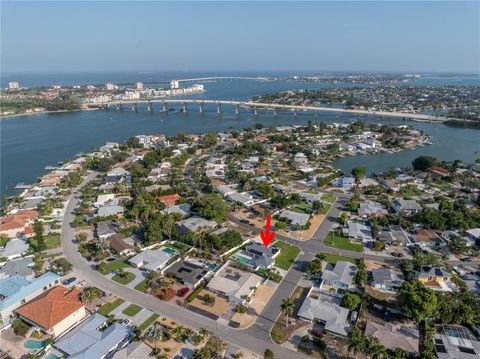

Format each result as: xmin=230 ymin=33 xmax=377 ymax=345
xmin=311 ymin=329 xmax=324 ymax=338
xmin=62 ymin=277 xmax=77 ymax=285
xmin=121 ymin=319 xmax=132 ymax=326
xmin=177 ymin=287 xmax=189 ymax=297
xmin=106 ymin=257 xmax=117 ymax=262
xmin=240 ymin=219 xmax=249 ymax=224
xmin=391 ymin=252 xmax=403 ymax=258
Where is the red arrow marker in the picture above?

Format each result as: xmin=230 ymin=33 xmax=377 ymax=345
xmin=260 ymin=215 xmax=275 ymax=247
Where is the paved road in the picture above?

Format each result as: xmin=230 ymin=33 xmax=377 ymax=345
xmin=61 ymin=172 xmax=310 ymax=359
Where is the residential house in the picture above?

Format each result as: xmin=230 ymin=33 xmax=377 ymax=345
xmin=0 ymin=257 xmax=34 ymax=280
xmin=54 ymin=313 xmax=131 ymax=359
xmin=392 ymin=199 xmax=422 ymax=216
xmin=378 ymin=225 xmax=409 ymax=246
xmin=432 ymin=166 xmax=450 ymax=178
xmin=97 ymin=205 xmax=124 ymax=218
xmin=167 ymin=259 xmax=212 ymax=288
xmin=299 ymin=192 xmax=322 ymax=204
xmin=465 ymin=229 xmax=480 ymax=246
xmin=156 ymin=194 xmax=181 ymax=207
xmin=0 ymin=272 xmax=61 ymax=325
xmin=96 ymin=220 xmax=117 ymax=241
xmin=128 ymin=248 xmax=176 ymax=272
xmin=358 ymin=201 xmax=388 ymax=218
xmin=105 ymin=167 xmax=130 ymax=185
xmin=0 ymin=238 xmax=30 ymax=260
xmin=331 ymin=177 xmax=355 ymax=190
xmin=278 ymin=210 xmax=310 ymax=229
xmin=94 ymin=194 xmax=117 ymax=208
xmin=364 ymin=322 xmax=419 ymax=355
xmin=161 ymin=204 xmax=191 ymax=218
xmin=207 ymin=264 xmax=262 ymax=304
xmin=321 ymin=261 xmax=357 ymax=291
xmin=418 ymin=266 xmax=456 ymax=292
xmin=231 ymin=242 xmax=280 ymax=270
xmin=347 ymin=222 xmax=373 ymax=243
xmin=217 ymin=184 xmax=237 ymax=197
xmin=0 ymin=209 xmax=38 ymax=239
xmin=109 ymin=235 xmax=134 ymax=256
xmin=15 ymin=286 xmax=86 ymax=337
xmin=433 ymin=324 xmax=480 ymax=359
xmin=175 ymin=216 xmax=217 ymax=235
xmin=226 ymin=192 xmax=255 ymax=207
xmin=412 ymin=229 xmax=442 ymax=248
xmin=111 ymin=341 xmax=151 ymax=359
xmin=382 ymin=178 xmax=400 ymax=192
xmin=294 ymin=153 xmax=308 ymax=164
xmin=371 ymin=268 xmax=405 ymax=292
xmin=147 ymin=163 xmax=171 ymax=180
xmin=297 ymin=287 xmax=351 ymax=337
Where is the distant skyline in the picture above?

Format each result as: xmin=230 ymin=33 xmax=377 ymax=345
xmin=1 ymin=1 xmax=479 ymax=74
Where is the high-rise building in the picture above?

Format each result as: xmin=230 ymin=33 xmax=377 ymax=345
xmin=170 ymin=80 xmax=179 ymax=89
xmin=106 ymin=83 xmax=119 ymax=91
xmin=8 ymin=82 xmax=19 ymax=89
xmin=135 ymin=82 xmax=144 ymax=90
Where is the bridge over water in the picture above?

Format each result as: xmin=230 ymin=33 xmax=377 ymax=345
xmin=90 ymin=98 xmax=447 ymax=122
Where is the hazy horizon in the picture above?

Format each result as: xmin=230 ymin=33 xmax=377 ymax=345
xmin=2 ymin=1 xmax=479 ymax=74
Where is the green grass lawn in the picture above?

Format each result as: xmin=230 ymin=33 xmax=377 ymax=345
xmin=134 ymin=278 xmax=149 ymax=292
xmin=28 ymin=234 xmax=61 ymax=251
xmin=321 ymin=193 xmax=337 ymax=203
xmin=112 ymin=272 xmax=135 ymax=285
xmin=185 ymin=285 xmax=204 ymax=304
xmin=322 ymin=253 xmax=358 ymax=265
xmin=122 ymin=304 xmax=142 ymax=317
xmin=98 ymin=298 xmax=125 ymax=315
xmin=99 ymin=257 xmax=130 ymax=274
xmin=273 ymin=241 xmax=301 ymax=270
xmin=320 ymin=203 xmax=332 ymax=214
xmin=138 ymin=314 xmax=160 ymax=332
xmin=325 ymin=232 xmax=363 ymax=252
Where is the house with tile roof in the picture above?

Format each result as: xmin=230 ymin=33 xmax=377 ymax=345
xmin=0 ymin=272 xmax=61 ymax=326
xmin=156 ymin=193 xmax=181 ymax=207
xmin=0 ymin=210 xmax=38 ymax=239
xmin=15 ymin=285 xmax=86 ymax=337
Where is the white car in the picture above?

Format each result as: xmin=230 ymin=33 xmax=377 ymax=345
xmin=121 ymin=319 xmax=132 ymax=327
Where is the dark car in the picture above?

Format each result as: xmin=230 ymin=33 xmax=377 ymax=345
xmin=311 ymin=329 xmax=324 ymax=338
xmin=62 ymin=277 xmax=76 ymax=285
xmin=106 ymin=257 xmax=117 ymax=262
xmin=177 ymin=287 xmax=189 ymax=297
xmin=240 ymin=219 xmax=250 ymax=224
xmin=391 ymin=252 xmax=403 ymax=258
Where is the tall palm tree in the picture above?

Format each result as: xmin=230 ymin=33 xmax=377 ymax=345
xmin=348 ymin=327 xmax=366 ymax=357
xmin=315 ymin=253 xmax=327 ymax=266
xmin=144 ymin=323 xmax=162 ymax=349
xmin=281 ymin=298 xmax=294 ymax=328
xmin=366 ymin=336 xmax=388 ymax=359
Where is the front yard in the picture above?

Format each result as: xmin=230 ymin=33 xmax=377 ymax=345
xmin=28 ymin=233 xmax=61 ymax=251
xmin=325 ymin=232 xmax=363 ymax=252
xmin=122 ymin=304 xmax=142 ymax=317
xmin=273 ymin=241 xmax=301 ymax=270
xmin=98 ymin=298 xmax=125 ymax=315
xmin=112 ymin=271 xmax=136 ymax=285
xmin=322 ymin=253 xmax=358 ymax=265
xmin=98 ymin=257 xmax=130 ymax=274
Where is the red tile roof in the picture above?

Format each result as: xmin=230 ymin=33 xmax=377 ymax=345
xmin=156 ymin=194 xmax=180 ymax=207
xmin=0 ymin=210 xmax=38 ymax=232
xmin=15 ymin=286 xmax=84 ymax=330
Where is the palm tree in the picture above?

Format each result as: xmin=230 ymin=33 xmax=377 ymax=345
xmin=366 ymin=336 xmax=388 ymax=359
xmin=81 ymin=287 xmax=102 ymax=304
xmin=315 ymin=253 xmax=327 ymax=267
xmin=348 ymin=327 xmax=366 ymax=357
xmin=281 ymin=298 xmax=294 ymax=328
xmin=144 ymin=323 xmax=162 ymax=349
xmin=393 ymin=347 xmax=409 ymax=359
xmin=198 ymin=327 xmax=209 ymax=337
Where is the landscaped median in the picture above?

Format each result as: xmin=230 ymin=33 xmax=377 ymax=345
xmin=324 ymin=231 xmax=363 ymax=252
xmin=112 ymin=270 xmax=136 ymax=285
xmin=272 ymin=241 xmax=301 ymax=270
xmin=98 ymin=298 xmax=125 ymax=315
xmin=122 ymin=304 xmax=142 ymax=317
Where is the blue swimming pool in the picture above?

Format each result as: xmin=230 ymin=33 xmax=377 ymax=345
xmin=24 ymin=339 xmax=47 ymax=349
xmin=44 ymin=354 xmax=60 ymax=359
xmin=162 ymin=247 xmax=176 ymax=254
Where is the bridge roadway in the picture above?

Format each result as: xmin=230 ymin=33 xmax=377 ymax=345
xmin=97 ymin=98 xmax=447 ymax=122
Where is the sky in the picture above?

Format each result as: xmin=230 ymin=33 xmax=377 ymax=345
xmin=1 ymin=1 xmax=479 ymax=74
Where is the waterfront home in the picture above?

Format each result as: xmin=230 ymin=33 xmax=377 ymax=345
xmin=0 ymin=209 xmax=38 ymax=239
xmin=358 ymin=178 xmax=379 ymax=189
xmin=128 ymin=247 xmax=176 ymax=272
xmin=364 ymin=322 xmax=419 ymax=355
xmin=297 ymin=287 xmax=351 ymax=337
xmin=347 ymin=221 xmax=373 ymax=243
xmin=278 ymin=210 xmax=310 ymax=230
xmin=358 ymin=201 xmax=388 ymax=218
xmin=321 ymin=261 xmax=357 ymax=291
xmin=371 ymin=268 xmax=405 ymax=292
xmin=432 ymin=166 xmax=450 ymax=178
xmin=433 ymin=324 xmax=480 ymax=359
xmin=392 ymin=198 xmax=422 ymax=216
xmin=54 ymin=313 xmax=131 ymax=359
xmin=175 ymin=216 xmax=217 ymax=235
xmin=0 ymin=272 xmax=61 ymax=326
xmin=418 ymin=266 xmax=456 ymax=292
xmin=15 ymin=286 xmax=86 ymax=338
xmin=382 ymin=178 xmax=400 ymax=192
xmin=167 ymin=259 xmax=212 ymax=288
xmin=207 ymin=264 xmax=262 ymax=305
xmin=0 ymin=238 xmax=30 ymax=260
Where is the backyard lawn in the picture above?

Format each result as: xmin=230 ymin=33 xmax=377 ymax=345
xmin=112 ymin=272 xmax=136 ymax=285
xmin=99 ymin=257 xmax=130 ymax=274
xmin=98 ymin=298 xmax=125 ymax=315
xmin=122 ymin=304 xmax=142 ymax=317
xmin=134 ymin=278 xmax=149 ymax=292
xmin=138 ymin=314 xmax=160 ymax=332
xmin=322 ymin=253 xmax=358 ymax=265
xmin=321 ymin=193 xmax=337 ymax=203
xmin=273 ymin=241 xmax=301 ymax=270
xmin=29 ymin=234 xmax=61 ymax=251
xmin=325 ymin=232 xmax=363 ymax=252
